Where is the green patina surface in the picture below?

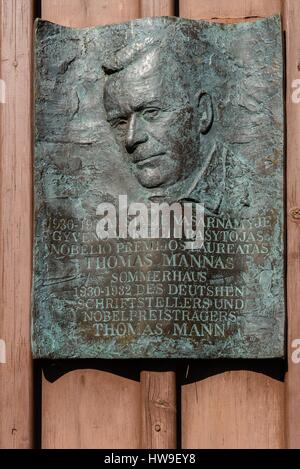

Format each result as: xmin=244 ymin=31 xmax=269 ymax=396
xmin=32 ymin=16 xmax=285 ymax=358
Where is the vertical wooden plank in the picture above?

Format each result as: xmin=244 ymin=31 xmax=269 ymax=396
xmin=283 ymin=0 xmax=300 ymax=449
xmin=42 ymin=371 xmax=141 ymax=448
xmin=40 ymin=0 xmax=141 ymax=449
xmin=180 ymin=0 xmax=285 ymax=449
xmin=0 ymin=0 xmax=34 ymax=449
xmin=141 ymin=372 xmax=176 ymax=449
xmin=182 ymin=371 xmax=285 ymax=448
xmin=42 ymin=0 xmax=140 ymax=26
xmin=139 ymin=1 xmax=177 ymax=451
xmin=140 ymin=0 xmax=174 ymax=17
xmin=41 ymin=0 xmax=178 ymax=450
xmin=180 ymin=0 xmax=281 ymax=22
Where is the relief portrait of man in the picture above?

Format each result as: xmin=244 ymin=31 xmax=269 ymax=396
xmin=32 ymin=16 xmax=284 ymax=359
xmin=102 ymin=25 xmax=228 ymax=213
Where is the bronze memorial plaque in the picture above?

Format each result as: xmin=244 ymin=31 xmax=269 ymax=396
xmin=32 ymin=16 xmax=285 ymax=358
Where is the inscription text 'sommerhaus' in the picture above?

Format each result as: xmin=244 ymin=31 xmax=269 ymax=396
xmin=32 ymin=16 xmax=285 ymax=358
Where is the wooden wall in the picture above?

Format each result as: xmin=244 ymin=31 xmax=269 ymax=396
xmin=0 ymin=0 xmax=299 ymax=449
xmin=0 ymin=0 xmax=34 ymax=449
xmin=180 ymin=0 xmax=285 ymax=450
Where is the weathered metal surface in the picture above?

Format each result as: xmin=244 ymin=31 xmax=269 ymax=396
xmin=32 ymin=16 xmax=285 ymax=358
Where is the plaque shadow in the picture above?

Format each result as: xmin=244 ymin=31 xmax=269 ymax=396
xmin=41 ymin=357 xmax=286 ymax=384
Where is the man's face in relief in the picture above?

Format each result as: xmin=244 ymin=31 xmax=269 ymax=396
xmin=104 ymin=50 xmax=213 ymax=189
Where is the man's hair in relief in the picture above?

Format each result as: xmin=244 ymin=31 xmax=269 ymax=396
xmin=102 ymin=21 xmax=202 ymax=105
xmin=102 ymin=35 xmax=162 ymax=75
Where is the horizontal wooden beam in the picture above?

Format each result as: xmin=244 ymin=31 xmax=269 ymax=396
xmin=42 ymin=0 xmax=140 ymax=26
xmin=180 ymin=0 xmax=281 ymax=22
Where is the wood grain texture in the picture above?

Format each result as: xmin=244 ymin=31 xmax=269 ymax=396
xmin=141 ymin=372 xmax=176 ymax=449
xmin=283 ymin=0 xmax=300 ymax=449
xmin=42 ymin=0 xmax=140 ymax=26
xmin=140 ymin=0 xmax=174 ymax=17
xmin=180 ymin=0 xmax=285 ymax=449
xmin=180 ymin=0 xmax=281 ymax=22
xmin=139 ymin=4 xmax=177 ymax=452
xmin=40 ymin=0 xmax=142 ymax=450
xmin=0 ymin=0 xmax=34 ymax=449
xmin=182 ymin=371 xmax=285 ymax=448
xmin=42 ymin=370 xmax=141 ymax=448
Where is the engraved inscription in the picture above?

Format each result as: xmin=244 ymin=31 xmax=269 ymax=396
xmin=32 ymin=16 xmax=285 ymax=358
